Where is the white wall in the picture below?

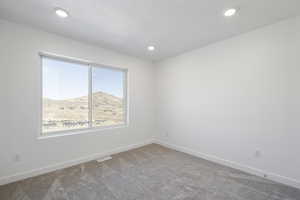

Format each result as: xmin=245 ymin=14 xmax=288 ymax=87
xmin=155 ymin=16 xmax=300 ymax=187
xmin=0 ymin=19 xmax=155 ymax=183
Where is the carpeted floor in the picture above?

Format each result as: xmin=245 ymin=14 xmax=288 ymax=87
xmin=1 ymin=144 xmax=300 ymax=200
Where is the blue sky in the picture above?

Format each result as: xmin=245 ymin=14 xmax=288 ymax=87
xmin=43 ymin=57 xmax=124 ymax=100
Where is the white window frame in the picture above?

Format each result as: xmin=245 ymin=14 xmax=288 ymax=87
xmin=38 ymin=52 xmax=128 ymax=138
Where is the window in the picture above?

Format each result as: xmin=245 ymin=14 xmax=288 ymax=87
xmin=41 ymin=54 xmax=127 ymax=135
xmin=92 ymin=67 xmax=125 ymax=127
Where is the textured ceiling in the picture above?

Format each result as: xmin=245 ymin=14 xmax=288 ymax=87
xmin=0 ymin=0 xmax=300 ymax=61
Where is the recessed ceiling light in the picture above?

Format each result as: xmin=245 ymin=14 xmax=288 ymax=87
xmin=55 ymin=8 xmax=69 ymax=18
xmin=224 ymin=8 xmax=237 ymax=17
xmin=147 ymin=46 xmax=155 ymax=51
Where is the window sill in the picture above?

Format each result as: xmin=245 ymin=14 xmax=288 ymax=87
xmin=37 ymin=124 xmax=128 ymax=140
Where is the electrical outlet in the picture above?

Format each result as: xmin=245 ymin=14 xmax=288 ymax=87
xmin=165 ymin=132 xmax=169 ymax=137
xmin=14 ymin=154 xmax=21 ymax=162
xmin=254 ymin=149 xmax=261 ymax=158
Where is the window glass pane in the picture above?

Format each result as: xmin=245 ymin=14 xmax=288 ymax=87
xmin=92 ymin=67 xmax=125 ymax=127
xmin=42 ymin=57 xmax=89 ymax=134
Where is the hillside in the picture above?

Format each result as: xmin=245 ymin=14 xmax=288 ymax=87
xmin=43 ymin=91 xmax=124 ymax=132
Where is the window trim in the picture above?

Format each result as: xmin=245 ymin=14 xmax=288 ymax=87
xmin=38 ymin=52 xmax=128 ymax=138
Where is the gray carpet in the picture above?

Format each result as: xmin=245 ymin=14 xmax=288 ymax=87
xmin=1 ymin=144 xmax=299 ymax=200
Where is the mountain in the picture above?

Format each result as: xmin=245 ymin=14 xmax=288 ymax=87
xmin=43 ymin=91 xmax=124 ymax=131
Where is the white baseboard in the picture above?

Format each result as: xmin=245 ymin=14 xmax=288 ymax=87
xmin=2 ymin=138 xmax=299 ymax=190
xmin=154 ymin=139 xmax=300 ymax=190
xmin=0 ymin=139 xmax=154 ymax=186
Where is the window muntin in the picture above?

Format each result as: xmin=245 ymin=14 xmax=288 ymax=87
xmin=41 ymin=55 xmax=127 ymax=135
